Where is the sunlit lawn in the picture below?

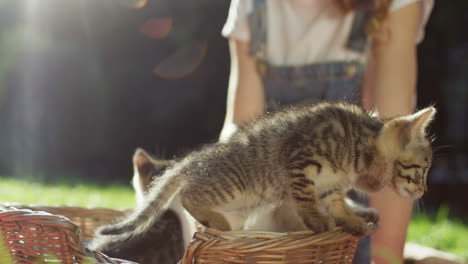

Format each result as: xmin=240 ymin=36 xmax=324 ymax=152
xmin=408 ymin=207 xmax=468 ymax=261
xmin=0 ymin=176 xmax=135 ymax=209
xmin=1 ymin=176 xmax=467 ymax=261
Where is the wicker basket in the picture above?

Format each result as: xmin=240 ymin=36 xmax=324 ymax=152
xmin=0 ymin=203 xmax=128 ymax=243
xmin=0 ymin=203 xmax=370 ymax=264
xmin=180 ymin=227 xmax=363 ymax=264
xmin=0 ymin=207 xmax=136 ymax=264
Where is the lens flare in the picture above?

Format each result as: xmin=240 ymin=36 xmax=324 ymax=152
xmin=140 ymin=17 xmax=173 ymax=40
xmin=133 ymin=0 xmax=148 ymax=8
xmin=120 ymin=0 xmax=148 ymax=9
xmin=154 ymin=40 xmax=208 ymax=79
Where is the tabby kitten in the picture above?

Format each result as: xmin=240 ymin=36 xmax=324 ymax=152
xmin=89 ymin=149 xmax=184 ymax=264
xmin=100 ymin=102 xmax=435 ymax=236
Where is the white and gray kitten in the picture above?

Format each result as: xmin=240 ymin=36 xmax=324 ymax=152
xmin=89 ymin=149 xmax=192 ymax=264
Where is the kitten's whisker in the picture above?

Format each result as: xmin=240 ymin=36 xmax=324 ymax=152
xmin=432 ymin=152 xmax=452 ymax=157
xmin=432 ymin=145 xmax=455 ymax=154
xmin=412 ymin=198 xmax=424 ymax=213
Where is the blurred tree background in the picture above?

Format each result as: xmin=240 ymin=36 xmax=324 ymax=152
xmin=0 ymin=0 xmax=230 ymax=181
xmin=0 ymin=0 xmax=467 ymax=217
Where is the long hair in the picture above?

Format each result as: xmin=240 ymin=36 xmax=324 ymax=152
xmin=336 ymin=0 xmax=392 ymax=38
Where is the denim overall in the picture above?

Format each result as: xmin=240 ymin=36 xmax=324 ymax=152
xmin=248 ymin=1 xmax=372 ymax=263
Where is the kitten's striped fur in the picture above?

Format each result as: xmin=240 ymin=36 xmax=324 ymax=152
xmin=100 ymin=102 xmax=435 ymax=236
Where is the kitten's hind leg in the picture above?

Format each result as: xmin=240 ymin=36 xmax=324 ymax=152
xmin=182 ymin=199 xmax=231 ymax=231
xmin=222 ymin=212 xmax=246 ymax=230
xmin=272 ymin=201 xmax=307 ymax=232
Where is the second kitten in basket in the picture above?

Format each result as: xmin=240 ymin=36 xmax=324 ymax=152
xmin=132 ymin=148 xmax=175 ymax=204
xmin=100 ymin=102 xmax=435 ymax=236
xmin=131 ymin=148 xmax=198 ymax=246
xmin=89 ymin=149 xmax=192 ymax=264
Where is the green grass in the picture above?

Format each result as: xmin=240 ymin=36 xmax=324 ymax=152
xmin=0 ymin=176 xmax=135 ymax=209
xmin=1 ymin=176 xmax=467 ymax=261
xmin=407 ymin=206 xmax=468 ymax=261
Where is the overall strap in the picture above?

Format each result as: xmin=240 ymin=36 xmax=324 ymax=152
xmin=248 ymin=0 xmax=267 ymax=58
xmin=345 ymin=0 xmax=374 ymax=52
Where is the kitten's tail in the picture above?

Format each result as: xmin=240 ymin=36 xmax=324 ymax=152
xmin=99 ymin=166 xmax=186 ymax=236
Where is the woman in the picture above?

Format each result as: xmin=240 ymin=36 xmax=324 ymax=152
xmin=219 ymin=1 xmax=433 ymax=263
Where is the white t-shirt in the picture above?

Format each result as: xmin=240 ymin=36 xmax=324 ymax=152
xmin=222 ymin=0 xmax=433 ymax=66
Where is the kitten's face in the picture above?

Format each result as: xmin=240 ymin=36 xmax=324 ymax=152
xmin=391 ymin=139 xmax=432 ymax=199
xmin=378 ymin=107 xmax=435 ymax=200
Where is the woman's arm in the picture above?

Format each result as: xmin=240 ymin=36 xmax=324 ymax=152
xmin=219 ymin=38 xmax=265 ymax=142
xmin=363 ymin=3 xmax=421 ymax=264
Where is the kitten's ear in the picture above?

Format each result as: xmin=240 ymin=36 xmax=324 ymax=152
xmin=133 ymin=148 xmax=157 ymax=178
xmin=133 ymin=147 xmax=173 ymax=173
xmin=377 ymin=107 xmax=436 ymax=154
xmin=133 ymin=148 xmax=152 ymax=168
xmin=404 ymin=106 xmax=436 ymax=136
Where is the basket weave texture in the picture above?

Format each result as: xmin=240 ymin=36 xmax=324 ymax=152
xmin=180 ymin=228 xmax=361 ymax=264
xmin=0 ymin=203 xmax=128 ymax=243
xmin=0 ymin=206 xmax=135 ymax=264
xmin=0 ymin=203 xmax=366 ymax=264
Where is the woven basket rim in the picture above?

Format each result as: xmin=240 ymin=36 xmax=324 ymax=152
xmin=180 ymin=227 xmax=372 ymax=264
xmin=198 ymin=226 xmax=375 ymax=237
xmin=0 ymin=202 xmax=130 ymax=211
xmin=0 ymin=206 xmax=138 ymax=264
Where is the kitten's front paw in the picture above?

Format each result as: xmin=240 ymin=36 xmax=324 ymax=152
xmin=355 ymin=207 xmax=379 ymax=223
xmin=303 ymin=215 xmax=336 ymax=233
xmin=336 ymin=216 xmax=371 ymax=236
